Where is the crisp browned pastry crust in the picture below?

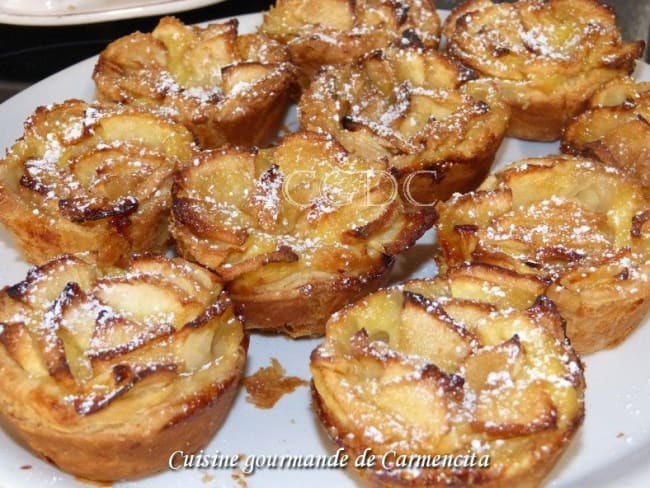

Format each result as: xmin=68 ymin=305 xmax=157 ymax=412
xmin=0 ymin=254 xmax=247 ymax=481
xmin=443 ymin=0 xmax=644 ymax=141
xmin=436 ymin=155 xmax=650 ymax=354
xmin=260 ymin=0 xmax=441 ymax=85
xmin=311 ymin=263 xmax=585 ymax=487
xmin=300 ymin=45 xmax=510 ymax=205
xmin=93 ymin=16 xmax=296 ymax=149
xmin=170 ymin=131 xmax=435 ymax=337
xmin=0 ymin=99 xmax=195 ymax=266
xmin=562 ymin=76 xmax=650 ymax=191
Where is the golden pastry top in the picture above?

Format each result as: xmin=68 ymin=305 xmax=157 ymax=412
xmin=261 ymin=0 xmax=441 ymax=56
xmin=311 ymin=263 xmax=584 ymax=485
xmin=586 ymin=76 xmax=650 ymax=109
xmin=562 ymin=77 xmax=650 ymax=186
xmin=300 ymin=45 xmax=509 ymax=164
xmin=94 ymin=17 xmax=295 ymax=113
xmin=0 ymin=255 xmax=244 ymax=427
xmin=437 ymin=155 xmax=650 ymax=278
xmin=443 ymin=0 xmax=643 ymax=84
xmin=171 ymin=131 xmax=435 ymax=284
xmin=0 ymin=99 xmax=194 ymax=225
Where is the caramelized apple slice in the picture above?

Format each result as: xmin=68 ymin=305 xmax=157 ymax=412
xmin=88 ymin=315 xmax=175 ymax=362
xmin=96 ymin=113 xmax=193 ymax=159
xmin=127 ymin=255 xmax=220 ymax=298
xmin=0 ymin=322 xmax=49 ymax=376
xmin=399 ymin=291 xmax=475 ymax=371
xmin=7 ymin=256 xmax=97 ymax=307
xmin=374 ymin=374 xmax=453 ymax=444
xmin=93 ymin=276 xmax=204 ymax=328
xmin=222 ymin=63 xmax=277 ymax=95
xmin=447 ymin=263 xmax=547 ymax=309
xmin=473 ymin=381 xmax=557 ymax=437
xmin=464 ymin=336 xmax=524 ymax=392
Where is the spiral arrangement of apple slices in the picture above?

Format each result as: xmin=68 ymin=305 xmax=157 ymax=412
xmin=311 ymin=263 xmax=585 ymax=487
xmin=436 ymin=155 xmax=650 ymax=354
xmin=443 ymin=0 xmax=644 ymax=141
xmin=171 ymin=131 xmax=435 ymax=337
xmin=299 ymin=45 xmax=510 ymax=205
xmin=562 ymin=76 xmax=650 ymax=190
xmin=260 ymin=0 xmax=441 ymax=84
xmin=0 ymin=254 xmax=246 ymax=481
xmin=0 ymin=99 xmax=195 ymax=266
xmin=94 ymin=16 xmax=296 ymax=149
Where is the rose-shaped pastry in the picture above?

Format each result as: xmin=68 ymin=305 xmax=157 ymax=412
xmin=562 ymin=76 xmax=650 ymax=191
xmin=0 ymin=99 xmax=195 ymax=266
xmin=0 ymin=254 xmax=246 ymax=481
xmin=260 ymin=0 xmax=440 ymax=85
xmin=436 ymin=155 xmax=650 ymax=353
xmin=300 ymin=45 xmax=509 ymax=205
xmin=94 ymin=16 xmax=296 ymax=148
xmin=171 ymin=131 xmax=435 ymax=337
xmin=443 ymin=0 xmax=644 ymax=141
xmin=312 ymin=263 xmax=584 ymax=487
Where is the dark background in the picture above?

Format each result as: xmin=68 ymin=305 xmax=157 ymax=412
xmin=0 ymin=0 xmax=648 ymax=101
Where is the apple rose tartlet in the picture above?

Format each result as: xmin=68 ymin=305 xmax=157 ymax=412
xmin=0 ymin=254 xmax=247 ymax=481
xmin=259 ymin=0 xmax=441 ymax=85
xmin=443 ymin=0 xmax=644 ymax=141
xmin=93 ymin=16 xmax=296 ymax=149
xmin=562 ymin=76 xmax=650 ymax=190
xmin=436 ymin=155 xmax=650 ymax=354
xmin=170 ymin=131 xmax=435 ymax=337
xmin=0 ymin=99 xmax=194 ymax=266
xmin=299 ymin=45 xmax=510 ymax=205
xmin=311 ymin=263 xmax=585 ymax=487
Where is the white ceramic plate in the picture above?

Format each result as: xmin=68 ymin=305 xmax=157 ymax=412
xmin=0 ymin=10 xmax=649 ymax=488
xmin=0 ymin=0 xmax=226 ymax=26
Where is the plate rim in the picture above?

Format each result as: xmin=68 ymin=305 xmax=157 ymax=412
xmin=0 ymin=0 xmax=227 ymax=26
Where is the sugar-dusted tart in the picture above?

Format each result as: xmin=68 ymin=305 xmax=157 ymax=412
xmin=0 ymin=254 xmax=246 ymax=481
xmin=93 ymin=16 xmax=296 ymax=149
xmin=311 ymin=263 xmax=585 ymax=487
xmin=562 ymin=76 xmax=650 ymax=190
xmin=443 ymin=0 xmax=644 ymax=141
xmin=170 ymin=131 xmax=435 ymax=337
xmin=0 ymin=99 xmax=195 ymax=266
xmin=260 ymin=0 xmax=441 ymax=85
xmin=300 ymin=45 xmax=510 ymax=205
xmin=436 ymin=155 xmax=650 ymax=354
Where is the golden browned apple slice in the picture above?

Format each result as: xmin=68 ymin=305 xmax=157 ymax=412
xmin=399 ymin=291 xmax=475 ymax=372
